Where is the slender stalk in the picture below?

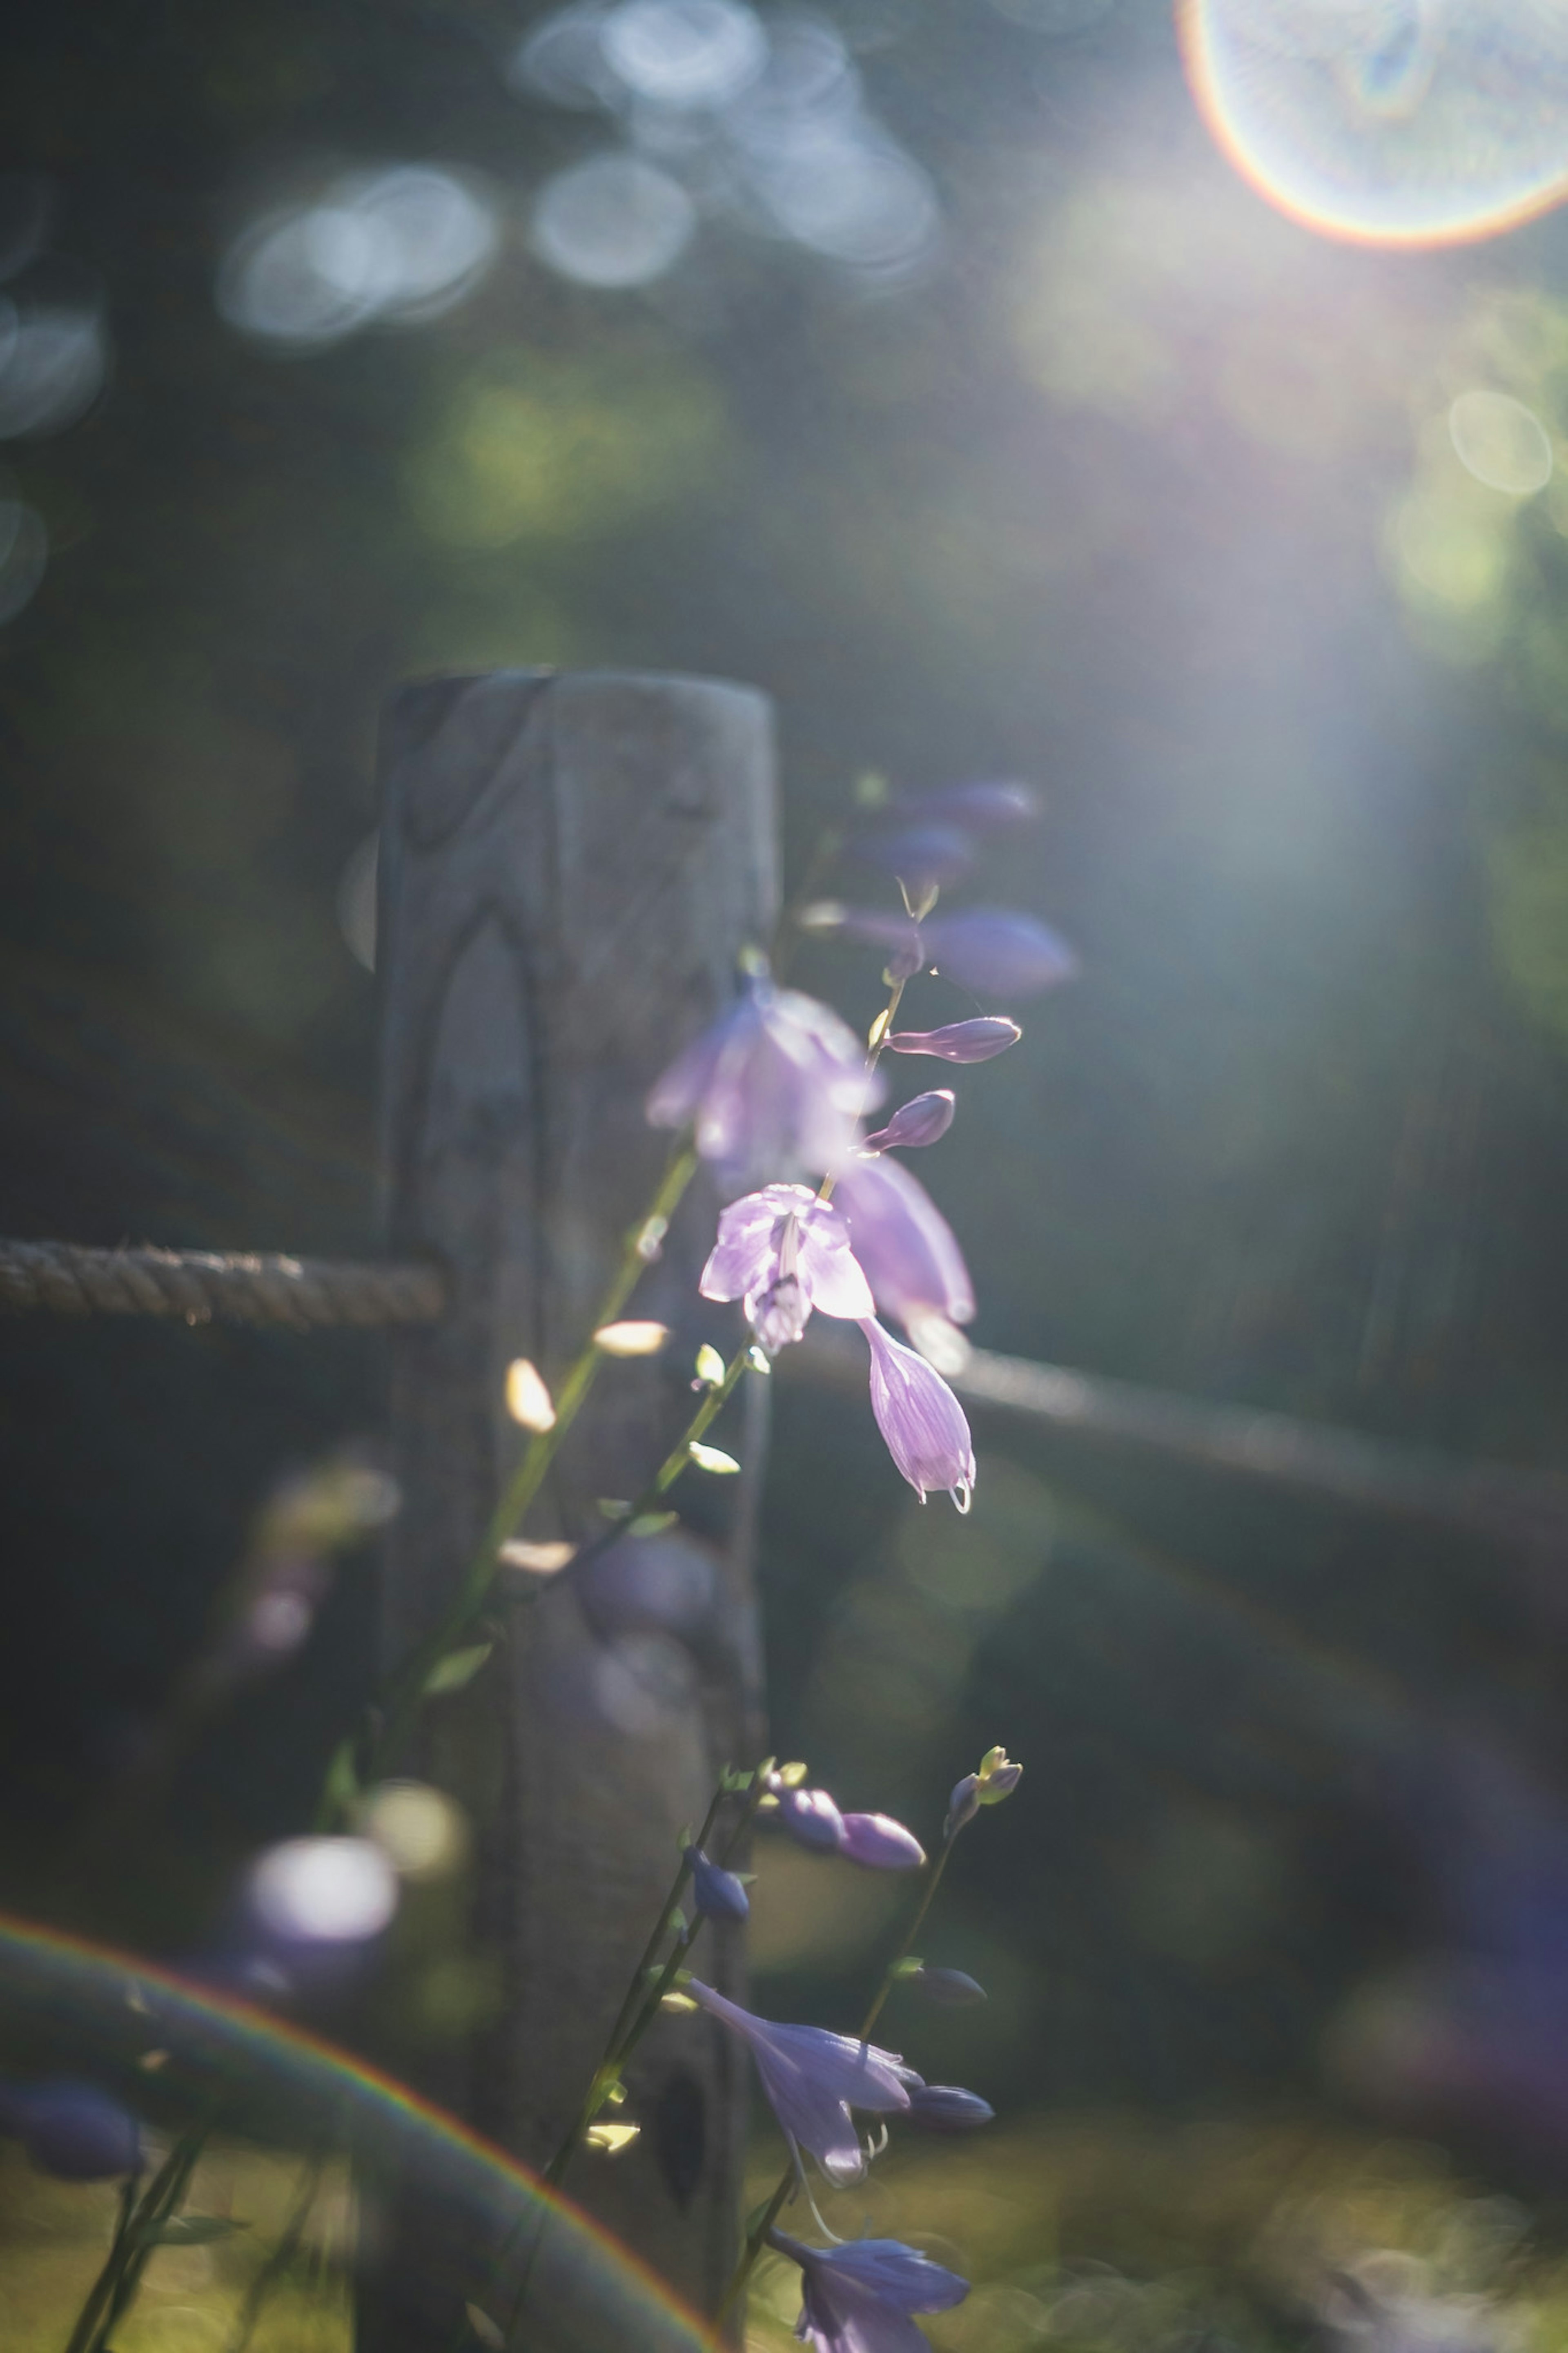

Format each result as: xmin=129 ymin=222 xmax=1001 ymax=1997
xmin=61 ymin=2162 xmax=143 ymax=2353
xmin=67 ymin=2119 xmax=208 ymax=2353
xmin=714 ymin=1818 xmax=964 ymax=2331
xmin=345 ymin=1139 xmax=699 ymax=1802
xmin=227 ymin=2152 xmax=323 ymax=2353
xmin=817 ymin=975 xmax=904 ymax=1207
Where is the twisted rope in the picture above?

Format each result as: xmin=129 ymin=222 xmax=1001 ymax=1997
xmin=0 ymin=1239 xmax=446 ymax=1330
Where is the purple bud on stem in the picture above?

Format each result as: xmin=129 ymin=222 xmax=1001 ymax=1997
xmin=918 ymin=909 xmax=1076 ymax=999
xmin=908 ymin=1967 xmax=987 ymax=2006
xmin=685 ymin=1845 xmax=750 ymax=1923
xmin=839 ymin=1812 xmax=927 ymax=1871
xmin=885 ymin=1020 xmax=1020 ymax=1065
xmin=862 ymin=1092 xmax=956 ymax=1152
xmin=905 ymin=2083 xmax=995 ymax=2132
xmin=849 ymin=823 xmax=974 ymax=891
xmin=771 ymin=1782 xmax=846 ymax=1853
xmin=945 ymin=1774 xmax=982 ymax=1838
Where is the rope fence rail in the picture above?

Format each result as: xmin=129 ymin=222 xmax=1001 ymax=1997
xmin=0 ymin=1238 xmax=446 ymax=1330
xmin=8 ymin=1230 xmax=1568 ymax=1548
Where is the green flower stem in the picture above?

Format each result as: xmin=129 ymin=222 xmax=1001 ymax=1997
xmin=714 ymin=1818 xmax=964 ymax=2331
xmin=649 ymin=1343 xmax=753 ymax=1494
xmin=339 ymin=1140 xmax=699 ymax=1807
xmin=66 ymin=2118 xmax=208 ymax=2353
xmin=227 ymin=2151 xmax=323 ymax=2353
xmin=817 ymin=975 xmax=904 ymax=1207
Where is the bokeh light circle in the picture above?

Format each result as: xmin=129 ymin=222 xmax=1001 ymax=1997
xmin=1179 ymin=0 xmax=1568 ymax=247
xmin=530 ymin=154 xmax=696 ymax=286
xmin=601 ymin=0 xmax=767 ymax=107
xmin=248 ymin=1836 xmax=399 ymax=1944
xmin=1449 ymin=389 xmax=1553 ymax=495
xmin=218 ymin=169 xmax=499 ymax=348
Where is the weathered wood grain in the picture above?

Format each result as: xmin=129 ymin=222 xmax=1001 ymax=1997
xmin=360 ymin=670 xmax=775 ymax=2347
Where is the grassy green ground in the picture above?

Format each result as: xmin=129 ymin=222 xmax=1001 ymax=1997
xmin=4 ymin=2117 xmax=1566 ymax=2350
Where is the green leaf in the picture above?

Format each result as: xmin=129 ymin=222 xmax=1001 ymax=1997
xmin=628 ymin=1510 xmax=678 ymax=1538
xmin=466 ymin=2304 xmax=507 ymax=2351
xmin=597 ymin=1498 xmax=633 ymax=1519
xmin=891 ymin=1956 xmax=924 ymax=1979
xmin=694 ymin=1343 xmax=726 ymax=1387
xmin=688 ymin=1442 xmax=741 ymax=1475
xmin=586 ymin=2122 xmax=640 ymax=2154
xmin=136 ymin=2214 xmax=251 ymax=2246
xmin=423 ymin=1642 xmax=493 ymax=1697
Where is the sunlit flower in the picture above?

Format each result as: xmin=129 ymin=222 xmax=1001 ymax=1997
xmin=768 ymin=2230 xmax=969 ymax=2353
xmin=832 ymin=1156 xmax=973 ymax=1331
xmin=862 ymin=1091 xmax=956 ymax=1152
xmin=647 ymin=969 xmax=871 ymax=1184
xmin=700 ymin=1183 xmax=874 ymax=1352
xmin=860 ymin=1318 xmax=975 ymax=1510
xmin=685 ymin=1979 xmax=915 ymax=2183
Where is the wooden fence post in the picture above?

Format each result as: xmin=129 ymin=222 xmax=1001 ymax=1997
xmin=363 ymin=669 xmax=776 ymax=2343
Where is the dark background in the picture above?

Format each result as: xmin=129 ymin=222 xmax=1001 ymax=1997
xmin=5 ymin=0 xmax=1568 ymax=2171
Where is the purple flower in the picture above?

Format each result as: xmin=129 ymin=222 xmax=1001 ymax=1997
xmin=895 ymin=780 xmax=1039 ymax=834
xmin=886 ymin=1019 xmax=1020 ymax=1065
xmin=839 ymin=1813 xmax=927 ymax=1871
xmin=907 ymin=1967 xmax=987 ymax=2006
xmin=808 ymin=907 xmax=1075 ymax=1001
xmin=862 ymin=1092 xmax=956 ymax=1153
xmin=921 ymin=909 xmax=1077 ymax=998
xmin=647 ymin=971 xmax=873 ymax=1185
xmin=686 ymin=1844 xmax=750 ymax=1923
xmin=860 ymin=1320 xmax=975 ymax=1510
xmin=700 ymin=1183 xmax=875 ymax=1353
xmin=849 ymin=823 xmax=974 ymax=895
xmin=0 ymin=2081 xmax=141 ymax=2180
xmin=771 ymin=1782 xmax=848 ymax=1853
xmin=831 ymin=1156 xmax=973 ymax=1331
xmin=685 ymin=1980 xmax=915 ymax=2183
xmin=904 ymin=2083 xmax=995 ymax=2132
xmin=769 ymin=2232 xmax=969 ymax=2353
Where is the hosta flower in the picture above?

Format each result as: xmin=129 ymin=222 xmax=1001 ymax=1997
xmin=700 ymin=1184 xmax=874 ymax=1353
xmin=771 ymin=1782 xmax=847 ymax=1852
xmin=811 ymin=906 xmax=1075 ymax=1001
xmin=768 ymin=2230 xmax=969 ymax=2353
xmin=862 ymin=1092 xmax=956 ymax=1153
xmin=860 ymin=1319 xmax=976 ymax=1510
xmin=647 ymin=970 xmax=871 ymax=1185
xmin=831 ymin=1157 xmax=973 ymax=1332
xmin=685 ymin=1979 xmax=915 ymax=2183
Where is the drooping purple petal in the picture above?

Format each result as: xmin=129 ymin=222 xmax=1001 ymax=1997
xmin=839 ymin=1812 xmax=927 ymax=1871
xmin=686 ymin=1980 xmax=915 ymax=2184
xmin=904 ymin=2082 xmax=995 ymax=2131
xmin=686 ymin=1845 xmax=750 ymax=1923
xmin=894 ymin=780 xmax=1039 ymax=834
xmin=884 ymin=1019 xmax=1020 ymax=1065
xmin=700 ymin=1184 xmax=875 ymax=1353
xmin=919 ymin=908 xmax=1077 ymax=999
xmin=862 ymin=1091 xmax=956 ymax=1153
xmin=860 ymin=1318 xmax=976 ymax=1510
xmin=771 ymin=2232 xmax=970 ymax=2353
xmin=648 ymin=975 xmax=871 ymax=1185
xmin=832 ymin=1156 xmax=974 ymax=1329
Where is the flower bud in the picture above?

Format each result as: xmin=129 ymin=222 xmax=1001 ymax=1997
xmin=862 ymin=1092 xmax=956 ymax=1154
xmin=920 ymin=910 xmax=1076 ymax=999
xmin=905 ymin=2083 xmax=995 ymax=2132
xmin=977 ymin=1747 xmax=1022 ymax=1803
xmin=850 ymin=823 xmax=973 ymax=892
xmin=945 ymin=1774 xmax=981 ymax=1839
xmin=0 ymin=2082 xmax=142 ymax=2180
xmin=885 ymin=1019 xmax=1021 ymax=1065
xmin=908 ymin=1967 xmax=987 ymax=2006
xmin=898 ymin=781 xmax=1039 ymax=834
xmin=685 ymin=1845 xmax=750 ymax=1923
xmin=838 ymin=1812 xmax=927 ymax=1871
xmin=769 ymin=1782 xmax=845 ymax=1853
